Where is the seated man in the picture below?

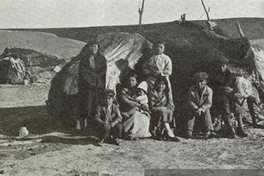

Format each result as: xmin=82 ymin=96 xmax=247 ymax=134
xmin=187 ymin=72 xmax=214 ymax=139
xmin=234 ymin=70 xmax=260 ymax=129
xmin=210 ymin=55 xmax=247 ymax=138
xmin=95 ymin=89 xmax=123 ymax=146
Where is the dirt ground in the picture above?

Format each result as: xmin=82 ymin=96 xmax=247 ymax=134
xmin=0 ymin=84 xmax=264 ymax=176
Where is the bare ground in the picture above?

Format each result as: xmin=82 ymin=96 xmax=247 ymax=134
xmin=0 ymin=84 xmax=264 ymax=176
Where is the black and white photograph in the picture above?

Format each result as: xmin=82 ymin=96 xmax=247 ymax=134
xmin=0 ymin=0 xmax=264 ymax=175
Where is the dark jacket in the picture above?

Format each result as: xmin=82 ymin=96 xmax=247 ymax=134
xmin=210 ymin=69 xmax=235 ymax=95
xmin=78 ymin=51 xmax=107 ymax=93
xmin=188 ymin=85 xmax=213 ymax=112
xmin=95 ymin=104 xmax=122 ymax=125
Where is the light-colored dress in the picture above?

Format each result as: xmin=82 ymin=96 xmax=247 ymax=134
xmin=118 ymin=87 xmax=151 ymax=138
xmin=149 ymin=90 xmax=174 ymax=130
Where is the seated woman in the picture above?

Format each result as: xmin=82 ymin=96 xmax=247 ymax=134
xmin=149 ymin=76 xmax=180 ymax=142
xmin=117 ymin=72 xmax=151 ymax=140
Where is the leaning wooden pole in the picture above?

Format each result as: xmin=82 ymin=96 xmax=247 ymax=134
xmin=139 ymin=0 xmax=145 ymax=31
xmin=201 ymin=0 xmax=214 ymax=30
xmin=236 ymin=21 xmax=245 ymax=38
xmin=201 ymin=0 xmax=210 ymax=21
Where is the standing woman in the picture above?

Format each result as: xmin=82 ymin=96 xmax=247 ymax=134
xmin=149 ymin=76 xmax=180 ymax=141
xmin=78 ymin=40 xmax=107 ymax=130
xmin=117 ymin=72 xmax=151 ymax=139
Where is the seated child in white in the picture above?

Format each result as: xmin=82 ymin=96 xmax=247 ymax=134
xmin=133 ymin=81 xmax=149 ymax=111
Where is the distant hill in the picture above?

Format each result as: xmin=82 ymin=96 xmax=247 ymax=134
xmin=8 ymin=18 xmax=264 ymax=42
xmin=2 ymin=18 xmax=264 ymax=64
xmin=0 ymin=30 xmax=85 ymax=60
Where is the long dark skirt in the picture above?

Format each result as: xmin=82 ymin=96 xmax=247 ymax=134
xmin=151 ymin=107 xmax=174 ymax=130
xmin=79 ymin=86 xmax=104 ymax=120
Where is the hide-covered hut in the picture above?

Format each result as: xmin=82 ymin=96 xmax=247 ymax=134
xmin=47 ymin=32 xmax=149 ymax=122
xmin=0 ymin=47 xmax=66 ymax=84
xmin=47 ymin=23 xmax=264 ymax=129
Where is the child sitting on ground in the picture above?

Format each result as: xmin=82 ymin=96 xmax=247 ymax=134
xmin=95 ymin=89 xmax=123 ymax=146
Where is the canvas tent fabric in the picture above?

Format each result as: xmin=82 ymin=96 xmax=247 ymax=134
xmin=48 ymin=32 xmax=150 ymax=119
xmin=48 ymin=27 xmax=264 ymax=128
xmin=251 ymin=46 xmax=264 ymax=94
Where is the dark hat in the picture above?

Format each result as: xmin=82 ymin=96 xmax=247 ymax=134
xmin=142 ymin=41 xmax=153 ymax=49
xmin=194 ymin=72 xmax=209 ymax=81
xmin=155 ymin=75 xmax=168 ymax=84
xmin=88 ymin=38 xmax=99 ymax=46
xmin=216 ymin=54 xmax=229 ymax=65
xmin=104 ymin=89 xmax=115 ymax=97
xmin=153 ymin=40 xmax=166 ymax=47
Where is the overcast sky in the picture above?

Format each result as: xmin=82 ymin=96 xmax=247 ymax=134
xmin=0 ymin=0 xmax=264 ymax=28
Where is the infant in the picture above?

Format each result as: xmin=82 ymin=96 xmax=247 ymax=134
xmin=133 ymin=81 xmax=149 ymax=110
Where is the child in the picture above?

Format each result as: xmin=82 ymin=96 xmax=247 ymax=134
xmin=143 ymin=41 xmax=172 ymax=78
xmin=95 ymin=89 xmax=123 ymax=146
xmin=143 ymin=41 xmax=174 ymax=110
xmin=133 ymin=81 xmax=149 ymax=109
xmin=187 ymin=72 xmax=214 ymax=139
xmin=149 ymin=76 xmax=179 ymax=142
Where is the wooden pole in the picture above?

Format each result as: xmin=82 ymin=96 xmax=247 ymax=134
xmin=139 ymin=0 xmax=145 ymax=31
xmin=201 ymin=0 xmax=210 ymax=21
xmin=236 ymin=21 xmax=245 ymax=38
xmin=201 ymin=0 xmax=214 ymax=30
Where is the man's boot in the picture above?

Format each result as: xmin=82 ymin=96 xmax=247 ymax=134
xmin=236 ymin=114 xmax=248 ymax=137
xmin=224 ymin=115 xmax=237 ymax=138
xmin=112 ymin=138 xmax=120 ymax=146
xmin=151 ymin=126 xmax=158 ymax=138
xmin=237 ymin=127 xmax=248 ymax=137
xmin=187 ymin=130 xmax=194 ymax=139
xmin=226 ymin=126 xmax=237 ymax=139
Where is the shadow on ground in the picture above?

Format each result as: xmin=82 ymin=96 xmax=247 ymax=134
xmin=0 ymin=105 xmax=103 ymax=147
xmin=1 ymin=105 xmax=264 ymax=141
xmin=41 ymin=135 xmax=99 ymax=145
xmin=0 ymin=106 xmax=48 ymax=136
xmin=0 ymin=105 xmax=77 ymax=136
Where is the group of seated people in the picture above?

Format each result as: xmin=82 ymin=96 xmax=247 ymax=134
xmin=95 ymin=72 xmax=179 ymax=146
xmin=77 ymin=39 xmax=260 ymax=146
